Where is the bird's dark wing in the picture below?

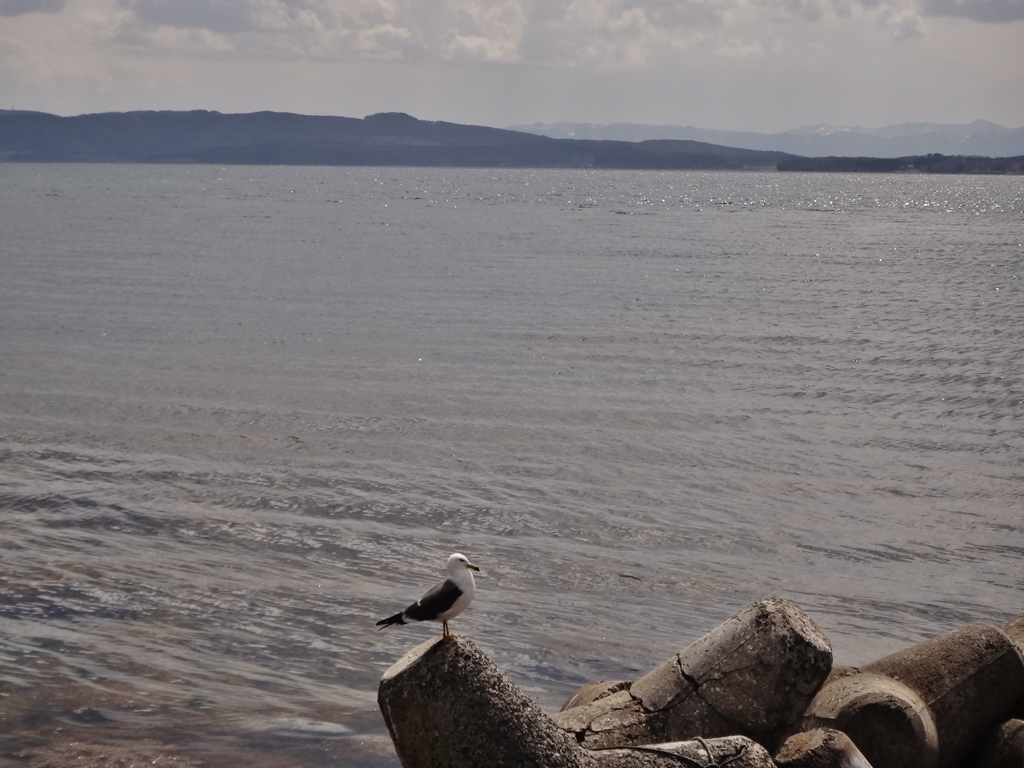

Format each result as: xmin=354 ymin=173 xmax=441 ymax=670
xmin=403 ymin=578 xmax=463 ymax=622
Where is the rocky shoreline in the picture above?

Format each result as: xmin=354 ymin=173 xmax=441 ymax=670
xmin=379 ymin=599 xmax=1024 ymax=768
xmin=6 ymin=601 xmax=1021 ymax=768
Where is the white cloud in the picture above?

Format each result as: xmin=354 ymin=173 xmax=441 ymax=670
xmin=0 ymin=0 xmax=132 ymax=81
xmin=126 ymin=0 xmax=261 ymax=34
xmin=444 ymin=0 xmax=526 ymax=61
xmin=714 ymin=37 xmax=765 ymax=56
xmin=554 ymin=0 xmax=708 ymax=68
xmin=143 ymin=23 xmax=235 ymax=50
xmin=353 ymin=22 xmax=412 ymax=57
xmin=2 ymin=0 xmax=1022 ymax=129
xmin=13 ymin=0 xmax=1012 ymax=71
xmin=878 ymin=5 xmax=925 ymax=36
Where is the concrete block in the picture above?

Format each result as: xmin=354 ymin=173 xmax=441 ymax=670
xmin=597 ymin=736 xmax=776 ymax=768
xmin=553 ymin=598 xmax=833 ymax=752
xmin=560 ymin=681 xmax=632 ymax=712
xmin=379 ymin=635 xmax=779 ymax=768
xmin=864 ymin=624 xmax=1024 ymax=768
xmin=379 ymin=635 xmax=591 ymax=768
xmin=1005 ymin=613 xmax=1024 ymax=660
xmin=803 ymin=671 xmax=938 ymax=768
xmin=805 ymin=624 xmax=1024 ymax=768
xmin=975 ymin=719 xmax=1024 ymax=768
xmin=775 ymin=727 xmax=873 ymax=768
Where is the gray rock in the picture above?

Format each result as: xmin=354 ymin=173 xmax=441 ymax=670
xmin=596 ymin=736 xmax=776 ymax=768
xmin=820 ymin=665 xmax=861 ymax=684
xmin=553 ymin=598 xmax=833 ymax=752
xmin=802 ymin=672 xmax=937 ymax=768
xmin=554 ymin=689 xmax=656 ymax=748
xmin=975 ymin=719 xmax=1024 ymax=768
xmin=775 ymin=728 xmax=874 ymax=768
xmin=1005 ymin=613 xmax=1024 ymax=660
xmin=379 ymin=635 xmax=592 ymax=768
xmin=378 ymin=635 xmax=778 ymax=768
xmin=864 ymin=623 xmax=1024 ymax=768
xmin=804 ymin=624 xmax=1024 ymax=768
xmin=560 ymin=681 xmax=632 ymax=712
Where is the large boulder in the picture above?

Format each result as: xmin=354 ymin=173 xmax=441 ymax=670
xmin=379 ymin=635 xmax=590 ymax=768
xmin=801 ymin=671 xmax=936 ymax=768
xmin=553 ymin=598 xmax=833 ymax=752
xmin=975 ymin=719 xmax=1024 ymax=768
xmin=596 ymin=736 xmax=776 ymax=768
xmin=377 ymin=634 xmax=776 ymax=768
xmin=804 ymin=624 xmax=1024 ymax=768
xmin=774 ymin=727 xmax=873 ymax=768
xmin=560 ymin=681 xmax=632 ymax=712
xmin=1006 ymin=613 xmax=1024 ymax=660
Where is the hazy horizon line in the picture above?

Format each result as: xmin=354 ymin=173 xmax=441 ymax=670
xmin=4 ymin=107 xmax=1022 ymax=135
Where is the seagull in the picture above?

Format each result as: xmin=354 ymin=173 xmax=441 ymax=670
xmin=376 ymin=553 xmax=480 ymax=638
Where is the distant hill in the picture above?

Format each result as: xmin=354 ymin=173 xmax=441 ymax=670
xmin=0 ymin=110 xmax=791 ymax=169
xmin=777 ymin=153 xmax=1024 ymax=174
xmin=0 ymin=110 xmax=1021 ymax=172
xmin=507 ymin=120 xmax=1024 ymax=159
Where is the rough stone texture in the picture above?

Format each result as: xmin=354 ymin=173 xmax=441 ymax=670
xmin=379 ymin=635 xmax=593 ymax=768
xmin=552 ymin=598 xmax=833 ymax=752
xmin=975 ymin=719 xmax=1024 ymax=768
xmin=1006 ymin=613 xmax=1024 ymax=660
xmin=554 ymin=690 xmax=659 ymax=749
xmin=820 ymin=665 xmax=861 ymax=685
xmin=596 ymin=736 xmax=776 ymax=768
xmin=863 ymin=623 xmax=1024 ymax=768
xmin=802 ymin=672 xmax=938 ymax=768
xmin=378 ymin=636 xmax=782 ymax=768
xmin=560 ymin=681 xmax=632 ymax=712
xmin=774 ymin=728 xmax=874 ymax=768
xmin=804 ymin=624 xmax=1024 ymax=768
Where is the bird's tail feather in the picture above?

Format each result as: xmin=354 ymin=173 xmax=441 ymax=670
xmin=376 ymin=612 xmax=405 ymax=631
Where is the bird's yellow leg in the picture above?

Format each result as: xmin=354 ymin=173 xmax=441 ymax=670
xmin=442 ymin=621 xmax=450 ymax=638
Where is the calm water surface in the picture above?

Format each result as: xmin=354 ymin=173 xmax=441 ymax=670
xmin=1 ymin=165 xmax=1022 ymax=765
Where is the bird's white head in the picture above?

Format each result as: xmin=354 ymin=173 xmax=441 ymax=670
xmin=447 ymin=553 xmax=480 ymax=576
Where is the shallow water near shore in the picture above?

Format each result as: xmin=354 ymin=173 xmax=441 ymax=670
xmin=1 ymin=164 xmax=1022 ymax=765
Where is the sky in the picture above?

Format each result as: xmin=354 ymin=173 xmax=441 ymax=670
xmin=0 ymin=0 xmax=1022 ymax=132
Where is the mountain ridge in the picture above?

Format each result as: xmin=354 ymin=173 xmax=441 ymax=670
xmin=1 ymin=110 xmax=1021 ymax=172
xmin=506 ymin=120 xmax=1024 ymax=158
xmin=0 ymin=110 xmax=795 ymax=168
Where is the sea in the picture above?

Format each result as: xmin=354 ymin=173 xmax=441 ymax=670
xmin=1 ymin=164 xmax=1022 ymax=766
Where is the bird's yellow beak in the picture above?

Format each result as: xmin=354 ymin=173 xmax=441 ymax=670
xmin=467 ymin=563 xmax=480 ymax=572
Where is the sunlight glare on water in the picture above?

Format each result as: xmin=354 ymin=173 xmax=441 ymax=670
xmin=1 ymin=165 xmax=1022 ymax=765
